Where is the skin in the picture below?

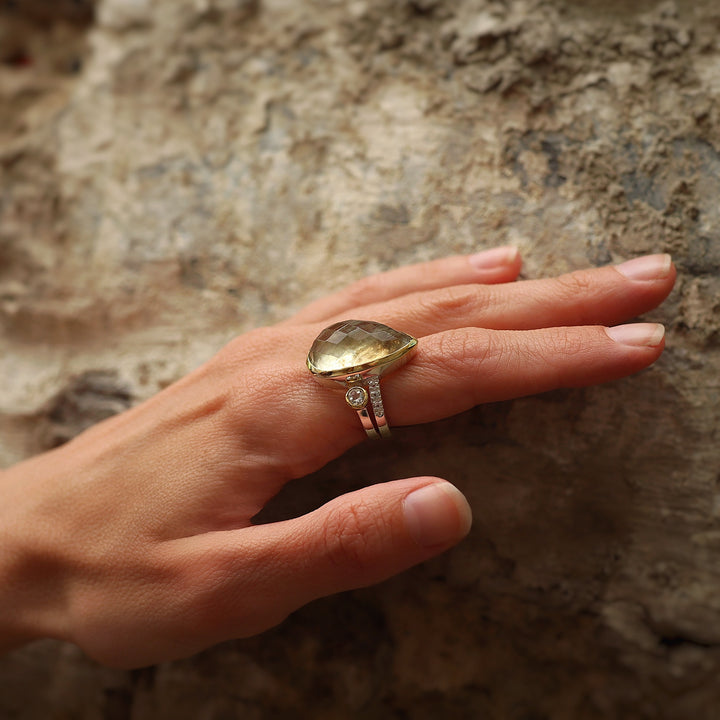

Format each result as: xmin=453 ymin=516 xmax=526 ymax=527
xmin=0 ymin=248 xmax=676 ymax=668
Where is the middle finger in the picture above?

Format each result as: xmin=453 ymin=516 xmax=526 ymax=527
xmin=325 ymin=254 xmax=675 ymax=337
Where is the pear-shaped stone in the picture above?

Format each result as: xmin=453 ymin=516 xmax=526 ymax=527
xmin=307 ymin=319 xmax=417 ymax=379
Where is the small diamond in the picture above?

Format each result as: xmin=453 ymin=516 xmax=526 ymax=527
xmin=345 ymin=386 xmax=368 ymax=409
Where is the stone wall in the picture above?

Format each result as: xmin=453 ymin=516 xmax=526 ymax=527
xmin=1 ymin=0 xmax=719 ymax=717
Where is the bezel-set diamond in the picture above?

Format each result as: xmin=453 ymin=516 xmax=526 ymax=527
xmin=345 ymin=386 xmax=369 ymax=410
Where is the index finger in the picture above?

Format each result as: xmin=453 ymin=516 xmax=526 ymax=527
xmin=283 ymin=247 xmax=521 ymax=326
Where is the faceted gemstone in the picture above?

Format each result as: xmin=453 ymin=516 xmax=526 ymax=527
xmin=307 ymin=319 xmax=417 ymax=378
xmin=345 ymin=386 xmax=368 ymax=409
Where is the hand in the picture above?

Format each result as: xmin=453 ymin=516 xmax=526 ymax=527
xmin=0 ymin=248 xmax=675 ymax=667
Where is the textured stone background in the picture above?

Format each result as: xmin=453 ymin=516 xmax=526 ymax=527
xmin=1 ymin=0 xmax=719 ymax=717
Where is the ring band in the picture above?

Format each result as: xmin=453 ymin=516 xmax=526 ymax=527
xmin=346 ymin=375 xmax=389 ymax=439
xmin=307 ymin=319 xmax=418 ymax=439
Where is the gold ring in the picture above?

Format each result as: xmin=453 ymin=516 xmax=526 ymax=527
xmin=306 ymin=319 xmax=418 ymax=439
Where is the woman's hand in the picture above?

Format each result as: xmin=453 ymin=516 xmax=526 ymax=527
xmin=0 ymin=248 xmax=675 ymax=667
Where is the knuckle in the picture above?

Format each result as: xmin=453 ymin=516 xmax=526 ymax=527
xmin=543 ymin=327 xmax=586 ymax=360
xmin=553 ymin=269 xmax=595 ymax=299
xmin=345 ymin=274 xmax=384 ymax=308
xmin=433 ymin=328 xmax=502 ymax=405
xmin=421 ymin=285 xmax=485 ymax=320
xmin=434 ymin=329 xmax=471 ymax=368
xmin=321 ymin=501 xmax=384 ymax=574
xmin=435 ymin=328 xmax=496 ymax=373
xmin=523 ymin=329 xmax=588 ymax=388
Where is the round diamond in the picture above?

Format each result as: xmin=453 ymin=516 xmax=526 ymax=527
xmin=345 ymin=386 xmax=368 ymax=409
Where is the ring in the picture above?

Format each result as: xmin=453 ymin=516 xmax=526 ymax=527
xmin=307 ymin=319 xmax=418 ymax=439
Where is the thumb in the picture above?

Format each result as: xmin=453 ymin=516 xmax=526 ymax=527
xmin=248 ymin=477 xmax=472 ymax=609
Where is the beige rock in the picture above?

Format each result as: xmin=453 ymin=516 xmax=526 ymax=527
xmin=0 ymin=0 xmax=719 ymax=717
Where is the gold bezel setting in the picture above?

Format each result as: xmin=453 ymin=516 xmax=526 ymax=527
xmin=306 ymin=319 xmax=418 ymax=381
xmin=345 ymin=386 xmax=369 ymax=410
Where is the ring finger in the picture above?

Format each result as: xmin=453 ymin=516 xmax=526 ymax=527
xmin=235 ymin=320 xmax=667 ymax=478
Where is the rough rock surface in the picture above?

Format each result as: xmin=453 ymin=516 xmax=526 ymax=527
xmin=1 ymin=0 xmax=719 ymax=717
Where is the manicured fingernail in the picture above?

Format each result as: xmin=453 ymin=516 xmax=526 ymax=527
xmin=469 ymin=246 xmax=519 ymax=270
xmin=403 ymin=482 xmax=472 ymax=548
xmin=615 ymin=254 xmax=672 ymax=281
xmin=605 ymin=323 xmax=665 ymax=347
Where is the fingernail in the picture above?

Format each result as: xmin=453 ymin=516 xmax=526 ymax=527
xmin=403 ymin=482 xmax=472 ymax=548
xmin=605 ymin=323 xmax=665 ymax=347
xmin=615 ymin=254 xmax=672 ymax=281
xmin=469 ymin=246 xmax=519 ymax=270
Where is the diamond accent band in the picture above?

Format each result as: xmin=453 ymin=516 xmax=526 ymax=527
xmin=367 ymin=377 xmax=384 ymax=418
